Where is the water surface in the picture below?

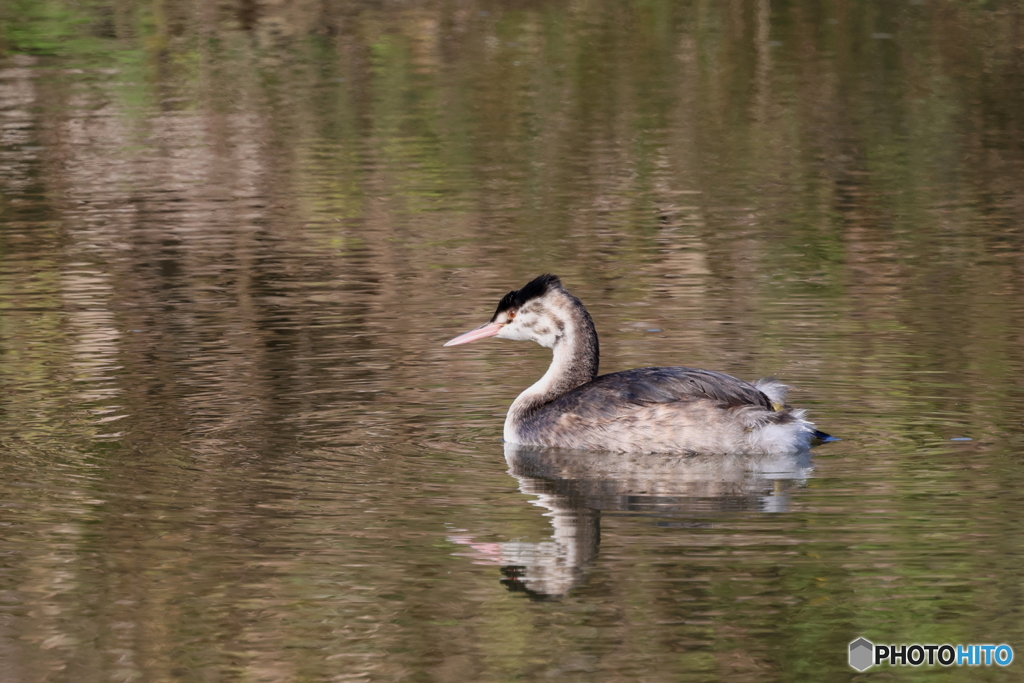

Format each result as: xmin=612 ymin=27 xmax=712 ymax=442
xmin=2 ymin=1 xmax=1024 ymax=681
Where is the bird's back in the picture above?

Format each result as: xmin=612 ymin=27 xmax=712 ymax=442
xmin=509 ymin=367 xmax=814 ymax=454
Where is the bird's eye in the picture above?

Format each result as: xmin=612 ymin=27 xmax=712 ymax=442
xmin=507 ymin=310 xmax=517 ymax=321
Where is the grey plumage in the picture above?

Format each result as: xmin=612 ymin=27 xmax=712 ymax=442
xmin=446 ymin=275 xmax=829 ymax=454
xmin=549 ymin=367 xmax=777 ymax=417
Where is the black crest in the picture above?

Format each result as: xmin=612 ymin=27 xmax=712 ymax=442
xmin=492 ymin=274 xmax=561 ymax=318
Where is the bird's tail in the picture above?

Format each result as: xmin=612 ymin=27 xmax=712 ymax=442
xmin=810 ymin=429 xmax=837 ymax=444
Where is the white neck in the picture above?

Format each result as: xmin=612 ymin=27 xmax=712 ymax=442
xmin=504 ymin=296 xmax=599 ymax=443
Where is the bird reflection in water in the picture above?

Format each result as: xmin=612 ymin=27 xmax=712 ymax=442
xmin=448 ymin=442 xmax=814 ymax=599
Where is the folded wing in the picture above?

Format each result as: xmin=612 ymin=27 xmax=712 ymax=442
xmin=544 ymin=367 xmax=775 ymax=420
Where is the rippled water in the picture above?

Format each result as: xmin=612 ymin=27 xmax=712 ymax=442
xmin=2 ymin=1 xmax=1024 ymax=681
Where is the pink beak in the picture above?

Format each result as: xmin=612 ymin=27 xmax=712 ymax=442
xmin=443 ymin=322 xmax=504 ymax=347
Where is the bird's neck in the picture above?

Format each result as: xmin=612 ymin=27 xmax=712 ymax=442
xmin=507 ymin=296 xmax=599 ymax=423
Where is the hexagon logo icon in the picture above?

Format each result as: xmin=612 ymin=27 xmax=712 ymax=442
xmin=849 ymin=637 xmax=874 ymax=671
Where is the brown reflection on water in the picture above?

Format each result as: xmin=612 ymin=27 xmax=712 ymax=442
xmin=2 ymin=1 xmax=1024 ymax=681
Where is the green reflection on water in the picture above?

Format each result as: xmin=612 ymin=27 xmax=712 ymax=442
xmin=1 ymin=0 xmax=1023 ymax=681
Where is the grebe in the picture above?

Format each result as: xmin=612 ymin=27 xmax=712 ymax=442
xmin=444 ymin=274 xmax=830 ymax=454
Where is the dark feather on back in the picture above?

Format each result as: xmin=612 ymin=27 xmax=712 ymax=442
xmin=537 ymin=367 xmax=774 ymax=420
